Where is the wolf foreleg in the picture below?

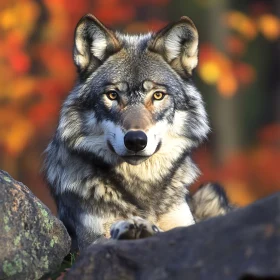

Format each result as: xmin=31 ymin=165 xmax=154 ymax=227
xmin=157 ymin=202 xmax=195 ymax=231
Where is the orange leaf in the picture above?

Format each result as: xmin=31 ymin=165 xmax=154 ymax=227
xmin=258 ymin=14 xmax=280 ymax=41
xmin=217 ymin=73 xmax=238 ymax=97
xmin=13 ymin=77 xmax=35 ymax=100
xmin=233 ymin=63 xmax=256 ymax=85
xmin=0 ymin=111 xmax=34 ymax=156
xmin=226 ymin=35 xmax=246 ymax=56
xmin=226 ymin=11 xmax=257 ymax=40
xmin=9 ymin=51 xmax=30 ymax=73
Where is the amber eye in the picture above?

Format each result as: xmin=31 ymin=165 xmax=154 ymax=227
xmin=153 ymin=91 xmax=165 ymax=101
xmin=106 ymin=91 xmax=118 ymax=101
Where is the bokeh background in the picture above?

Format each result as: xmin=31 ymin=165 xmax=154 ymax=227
xmin=0 ymin=0 xmax=279 ymax=213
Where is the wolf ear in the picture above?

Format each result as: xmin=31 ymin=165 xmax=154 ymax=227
xmin=73 ymin=14 xmax=121 ymax=73
xmin=149 ymin=16 xmax=198 ymax=76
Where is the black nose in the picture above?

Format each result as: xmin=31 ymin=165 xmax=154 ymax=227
xmin=124 ymin=131 xmax=147 ymax=152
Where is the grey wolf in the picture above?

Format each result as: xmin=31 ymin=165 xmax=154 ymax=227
xmin=44 ymin=14 xmax=232 ymax=251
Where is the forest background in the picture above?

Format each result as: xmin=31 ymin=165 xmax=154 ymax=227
xmin=0 ymin=0 xmax=279 ymax=212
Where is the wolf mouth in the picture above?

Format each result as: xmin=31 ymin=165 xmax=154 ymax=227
xmin=107 ymin=140 xmax=150 ymax=165
xmin=107 ymin=140 xmax=162 ymax=165
xmin=122 ymin=155 xmax=150 ymax=165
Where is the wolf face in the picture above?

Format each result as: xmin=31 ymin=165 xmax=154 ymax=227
xmin=57 ymin=15 xmax=209 ymax=167
xmin=45 ymin=15 xmax=214 ymax=251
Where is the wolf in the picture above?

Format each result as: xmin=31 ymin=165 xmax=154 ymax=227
xmin=44 ymin=14 xmax=232 ymax=251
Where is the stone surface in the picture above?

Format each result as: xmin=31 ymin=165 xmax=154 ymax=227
xmin=0 ymin=170 xmax=71 ymax=280
xmin=66 ymin=193 xmax=280 ymax=280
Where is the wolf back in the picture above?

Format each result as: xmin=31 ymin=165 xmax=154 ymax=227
xmin=44 ymin=14 xmax=230 ymax=250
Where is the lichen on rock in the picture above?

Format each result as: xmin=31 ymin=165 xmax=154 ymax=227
xmin=0 ymin=170 xmax=71 ymax=280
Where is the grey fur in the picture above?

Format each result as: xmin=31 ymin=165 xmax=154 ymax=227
xmin=44 ymin=14 xmax=230 ymax=251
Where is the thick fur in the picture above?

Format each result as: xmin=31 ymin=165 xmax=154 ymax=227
xmin=187 ymin=183 xmax=235 ymax=222
xmin=44 ymin=14 xmax=231 ymax=251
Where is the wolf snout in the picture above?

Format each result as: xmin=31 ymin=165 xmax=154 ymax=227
xmin=124 ymin=130 xmax=147 ymax=152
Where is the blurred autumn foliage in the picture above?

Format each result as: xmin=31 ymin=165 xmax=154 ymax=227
xmin=0 ymin=0 xmax=279 ymax=210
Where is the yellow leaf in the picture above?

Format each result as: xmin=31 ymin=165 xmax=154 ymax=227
xmin=0 ymin=8 xmax=17 ymax=30
xmin=199 ymin=61 xmax=221 ymax=85
xmin=0 ymin=111 xmax=34 ymax=156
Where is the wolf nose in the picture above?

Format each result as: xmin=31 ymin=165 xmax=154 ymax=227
xmin=124 ymin=131 xmax=147 ymax=152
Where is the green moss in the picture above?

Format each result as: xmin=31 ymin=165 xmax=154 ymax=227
xmin=4 ymin=225 xmax=11 ymax=232
xmin=24 ymin=231 xmax=30 ymax=239
xmin=3 ymin=261 xmax=14 ymax=276
xmin=3 ymin=176 xmax=12 ymax=183
xmin=21 ymin=251 xmax=29 ymax=257
xmin=14 ymin=236 xmax=21 ymax=246
xmin=3 ymin=217 xmax=10 ymax=232
xmin=50 ymin=239 xmax=55 ymax=247
xmin=14 ymin=256 xmax=23 ymax=273
xmin=34 ymin=270 xmax=40 ymax=280
xmin=40 ymin=208 xmax=49 ymax=217
xmin=50 ymin=235 xmax=59 ymax=247
xmin=4 ymin=216 xmax=9 ymax=224
xmin=37 ymin=202 xmax=49 ymax=218
xmin=44 ymin=219 xmax=54 ymax=231
xmin=2 ymin=255 xmax=23 ymax=277
xmin=36 ymin=201 xmax=48 ymax=213
xmin=40 ymin=256 xmax=49 ymax=270
xmin=35 ymin=201 xmax=55 ymax=231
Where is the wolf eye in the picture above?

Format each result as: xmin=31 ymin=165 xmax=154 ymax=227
xmin=153 ymin=91 xmax=165 ymax=101
xmin=106 ymin=91 xmax=118 ymax=101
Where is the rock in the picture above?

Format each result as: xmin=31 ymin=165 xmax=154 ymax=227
xmin=0 ymin=170 xmax=71 ymax=280
xmin=66 ymin=193 xmax=280 ymax=280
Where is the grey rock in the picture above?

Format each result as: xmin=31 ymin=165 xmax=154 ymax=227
xmin=0 ymin=170 xmax=71 ymax=280
xmin=66 ymin=193 xmax=280 ymax=280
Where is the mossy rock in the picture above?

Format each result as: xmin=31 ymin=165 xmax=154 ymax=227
xmin=0 ymin=170 xmax=71 ymax=280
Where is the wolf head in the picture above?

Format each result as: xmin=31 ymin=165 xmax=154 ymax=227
xmin=57 ymin=14 xmax=209 ymax=166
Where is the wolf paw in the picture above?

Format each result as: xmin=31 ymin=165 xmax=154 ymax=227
xmin=110 ymin=216 xmax=160 ymax=240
